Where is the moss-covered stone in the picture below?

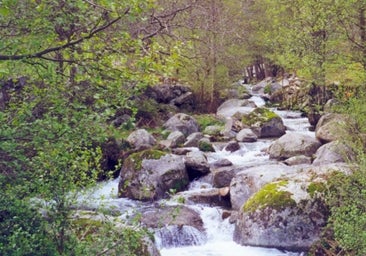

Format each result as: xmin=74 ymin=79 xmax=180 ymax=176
xmin=307 ymin=182 xmax=326 ymax=198
xmin=241 ymin=107 xmax=280 ymax=127
xmin=194 ymin=114 xmax=225 ymax=131
xmin=127 ymin=149 xmax=166 ymax=171
xmin=243 ymin=180 xmax=296 ymax=213
xmin=198 ymin=140 xmax=215 ymax=152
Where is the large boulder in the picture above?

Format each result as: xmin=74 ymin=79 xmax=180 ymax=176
xmin=313 ymin=140 xmax=355 ymax=166
xmin=163 ymin=113 xmax=199 ymax=136
xmin=268 ymin=133 xmax=321 ymax=160
xmin=229 ymin=164 xmax=295 ymax=210
xmin=315 ymin=113 xmax=350 ymax=143
xmin=233 ymin=180 xmax=328 ymax=252
xmin=233 ymin=163 xmax=353 ymax=252
xmin=118 ymin=150 xmax=189 ymax=201
xmin=241 ymin=108 xmax=286 ymax=138
xmin=126 ymin=129 xmax=156 ymax=150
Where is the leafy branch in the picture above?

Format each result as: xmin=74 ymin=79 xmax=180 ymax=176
xmin=0 ymin=8 xmax=130 ymax=62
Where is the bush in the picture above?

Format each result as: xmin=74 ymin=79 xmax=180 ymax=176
xmin=0 ymin=187 xmax=57 ymax=256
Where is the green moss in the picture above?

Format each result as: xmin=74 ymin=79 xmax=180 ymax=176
xmin=127 ymin=149 xmax=166 ymax=171
xmin=198 ymin=140 xmax=215 ymax=152
xmin=307 ymin=182 xmax=326 ymax=198
xmin=241 ymin=107 xmax=280 ymax=126
xmin=243 ymin=180 xmax=296 ymax=213
xmin=194 ymin=114 xmax=225 ymax=131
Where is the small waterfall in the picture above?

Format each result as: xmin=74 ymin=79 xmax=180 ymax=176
xmin=160 ymin=204 xmax=300 ymax=256
xmin=155 ymin=225 xmax=206 ymax=249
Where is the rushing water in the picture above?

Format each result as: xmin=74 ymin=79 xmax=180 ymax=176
xmin=80 ymin=95 xmax=310 ymax=256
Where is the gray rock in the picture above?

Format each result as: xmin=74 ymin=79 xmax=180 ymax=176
xmin=126 ymin=129 xmax=156 ymax=150
xmin=184 ymin=187 xmax=231 ymax=208
xmin=212 ymin=167 xmax=235 ymax=187
xmin=284 ymin=155 xmax=312 ymax=166
xmin=140 ymin=205 xmax=204 ymax=231
xmin=166 ymin=130 xmax=186 ymax=148
xmin=268 ymin=133 xmax=321 ymax=160
xmin=241 ymin=108 xmax=286 ymax=138
xmin=163 ymin=113 xmax=199 ymax=136
xmin=236 ymin=128 xmax=258 ymax=142
xmin=217 ymin=99 xmax=256 ymax=118
xmin=118 ymin=151 xmax=188 ymax=201
xmin=204 ymin=125 xmax=223 ymax=136
xmin=232 ymin=163 xmax=353 ymax=252
xmin=315 ymin=113 xmax=350 ymax=143
xmin=198 ymin=138 xmax=215 ymax=152
xmin=224 ymin=141 xmax=241 ymax=152
xmin=211 ymin=158 xmax=233 ymax=168
xmin=229 ymin=164 xmax=294 ymax=210
xmin=313 ymin=141 xmax=355 ymax=166
xmin=234 ymin=197 xmax=328 ymax=252
xmin=184 ymin=132 xmax=204 ymax=147
xmin=185 ymin=151 xmax=210 ymax=180
xmin=141 ymin=205 xmax=205 ymax=248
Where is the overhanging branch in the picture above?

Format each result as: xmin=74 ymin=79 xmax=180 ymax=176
xmin=0 ymin=15 xmax=123 ymax=61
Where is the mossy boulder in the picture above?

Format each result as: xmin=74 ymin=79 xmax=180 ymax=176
xmin=241 ymin=108 xmax=286 ymax=138
xmin=118 ymin=150 xmax=188 ymax=201
xmin=231 ymin=162 xmax=353 ymax=252
xmin=234 ymin=179 xmax=329 ymax=252
xmin=242 ymin=180 xmax=296 ymax=213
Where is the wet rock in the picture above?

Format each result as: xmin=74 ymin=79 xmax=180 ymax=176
xmin=211 ymin=158 xmax=233 ymax=168
xmin=184 ymin=187 xmax=231 ymax=208
xmin=268 ymin=133 xmax=321 ymax=160
xmin=224 ymin=141 xmax=241 ymax=152
xmin=141 ymin=205 xmax=204 ymax=231
xmin=212 ymin=167 xmax=235 ymax=188
xmin=141 ymin=204 xmax=205 ymax=248
xmin=241 ymin=108 xmax=286 ymax=138
xmin=236 ymin=128 xmax=258 ymax=142
xmin=185 ymin=151 xmax=210 ymax=180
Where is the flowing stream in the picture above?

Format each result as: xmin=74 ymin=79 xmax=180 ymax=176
xmin=80 ymin=95 xmax=310 ymax=256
